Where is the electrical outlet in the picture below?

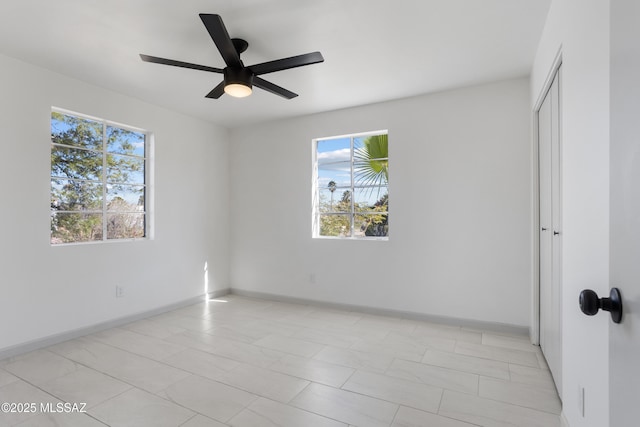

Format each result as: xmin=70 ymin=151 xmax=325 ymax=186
xmin=578 ymin=385 xmax=585 ymax=417
xmin=116 ymin=286 xmax=125 ymax=298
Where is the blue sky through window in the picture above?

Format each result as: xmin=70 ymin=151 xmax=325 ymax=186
xmin=316 ymin=135 xmax=388 ymax=207
xmin=317 ymin=137 xmax=351 ymax=190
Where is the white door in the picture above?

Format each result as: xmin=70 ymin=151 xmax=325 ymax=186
xmin=610 ymin=0 xmax=640 ymax=424
xmin=538 ymin=67 xmax=562 ymax=395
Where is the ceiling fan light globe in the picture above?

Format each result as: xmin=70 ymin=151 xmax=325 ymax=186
xmin=224 ymin=83 xmax=252 ymax=98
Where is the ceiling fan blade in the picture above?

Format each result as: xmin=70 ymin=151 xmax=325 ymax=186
xmin=254 ymin=77 xmax=298 ymax=99
xmin=249 ymin=52 xmax=324 ymax=75
xmin=205 ymin=81 xmax=226 ymax=99
xmin=199 ymin=14 xmax=242 ymax=68
xmin=140 ymin=54 xmax=223 ymax=73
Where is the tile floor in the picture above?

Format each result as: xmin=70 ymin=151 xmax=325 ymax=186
xmin=0 ymin=295 xmax=561 ymax=426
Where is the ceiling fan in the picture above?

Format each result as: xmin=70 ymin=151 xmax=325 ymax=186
xmin=140 ymin=14 xmax=324 ymax=99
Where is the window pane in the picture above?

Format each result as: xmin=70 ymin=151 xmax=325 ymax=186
xmin=107 ymin=126 xmax=145 ymax=157
xmin=318 ymin=162 xmax=350 ymax=187
xmin=319 ymin=214 xmax=351 ymax=237
xmin=51 ymin=212 xmax=103 ymax=244
xmin=318 ymin=188 xmax=350 ymax=213
xmin=317 ymin=138 xmax=350 ymax=167
xmin=51 ymin=112 xmax=103 ymax=150
xmin=51 ymin=179 xmax=103 ymax=211
xmin=106 ymin=154 xmax=145 ymax=184
xmin=353 ymin=134 xmax=388 ymax=191
xmin=51 ymin=145 xmax=102 ymax=181
xmin=107 ymin=213 xmax=145 ymax=239
xmin=353 ymin=186 xmax=388 ymax=213
xmin=354 ymin=213 xmax=388 ymax=237
xmin=107 ymin=184 xmax=145 ymax=211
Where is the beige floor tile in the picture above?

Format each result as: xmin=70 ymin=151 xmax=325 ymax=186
xmin=457 ymin=329 xmax=484 ymax=343
xmin=304 ymin=309 xmax=363 ymax=326
xmin=482 ymin=333 xmax=539 ymax=353
xmin=91 ymin=328 xmax=186 ymax=361
xmin=91 ymin=388 xmax=194 ymax=427
xmin=0 ymin=369 xmax=19 ymax=388
xmin=166 ymin=331 xmax=285 ymax=368
xmin=412 ymin=322 xmax=462 ymax=340
xmin=158 ymin=375 xmax=257 ymax=423
xmin=162 ymin=330 xmax=228 ymax=353
xmin=385 ymin=331 xmax=456 ymax=353
xmin=148 ymin=313 xmax=215 ymax=332
xmin=422 ymin=350 xmax=510 ymax=380
xmin=254 ymin=334 xmax=325 ymax=358
xmin=342 ymin=370 xmax=442 ymax=413
xmin=181 ymin=414 xmax=228 ymax=427
xmin=47 ymin=338 xmax=116 ymax=370
xmin=353 ymin=315 xmax=417 ymax=334
xmin=204 ymin=324 xmax=266 ymax=344
xmin=205 ymin=321 xmax=283 ymax=344
xmin=536 ymin=352 xmax=550 ymax=371
xmin=14 ymin=412 xmax=105 ymax=426
xmin=217 ymin=362 xmax=309 ymax=403
xmin=208 ymin=318 xmax=302 ymax=341
xmin=3 ymin=350 xmax=80 ymax=385
xmin=291 ymin=328 xmax=360 ymax=349
xmin=50 ymin=338 xmax=191 ymax=393
xmin=392 ymin=405 xmax=477 ymax=427
xmin=386 ymin=358 xmax=479 ymax=394
xmin=253 ymin=301 xmax=316 ymax=317
xmin=313 ymin=346 xmax=394 ymax=373
xmin=121 ymin=318 xmax=186 ymax=339
xmin=161 ymin=348 xmax=239 ymax=381
xmin=205 ymin=310 xmax=263 ymax=326
xmin=0 ymin=380 xmax=61 ymax=426
xmin=277 ymin=314 xmax=345 ymax=332
xmin=291 ymin=383 xmax=398 ymax=427
xmin=439 ymin=390 xmax=561 ymax=427
xmin=333 ymin=323 xmax=392 ymax=342
xmin=350 ymin=339 xmax=423 ymax=363
xmin=508 ymin=364 xmax=557 ymax=391
xmin=171 ymin=303 xmax=222 ymax=319
xmin=479 ymin=377 xmax=562 ymax=414
xmin=229 ymin=397 xmax=348 ymax=427
xmin=40 ymin=366 xmax=131 ymax=408
xmin=454 ymin=341 xmax=539 ymax=367
xmin=269 ymin=355 xmax=355 ymax=388
xmin=210 ymin=336 xmax=287 ymax=368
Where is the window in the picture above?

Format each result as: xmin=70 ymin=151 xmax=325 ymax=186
xmin=50 ymin=109 xmax=148 ymax=244
xmin=313 ymin=131 xmax=388 ymax=239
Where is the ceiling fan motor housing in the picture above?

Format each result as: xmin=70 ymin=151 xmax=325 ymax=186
xmin=224 ymin=67 xmax=254 ymax=88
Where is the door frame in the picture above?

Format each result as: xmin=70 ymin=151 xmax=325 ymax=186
xmin=531 ymin=49 xmax=563 ymax=346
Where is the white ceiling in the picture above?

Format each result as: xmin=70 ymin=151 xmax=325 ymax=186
xmin=0 ymin=0 xmax=550 ymax=128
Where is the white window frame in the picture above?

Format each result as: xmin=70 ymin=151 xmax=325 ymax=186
xmin=312 ymin=130 xmax=389 ymax=240
xmin=50 ymin=107 xmax=151 ymax=245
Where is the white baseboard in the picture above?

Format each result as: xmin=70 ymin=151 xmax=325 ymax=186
xmin=0 ymin=288 xmax=230 ymax=360
xmin=230 ymin=288 xmax=530 ymax=336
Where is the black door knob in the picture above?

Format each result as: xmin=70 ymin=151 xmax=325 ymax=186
xmin=579 ymin=288 xmax=623 ymax=323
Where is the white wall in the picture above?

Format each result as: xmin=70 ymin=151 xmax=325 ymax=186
xmin=229 ymin=78 xmax=532 ymax=328
xmin=531 ymin=0 xmax=610 ymax=425
xmin=0 ymin=53 xmax=230 ymax=352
